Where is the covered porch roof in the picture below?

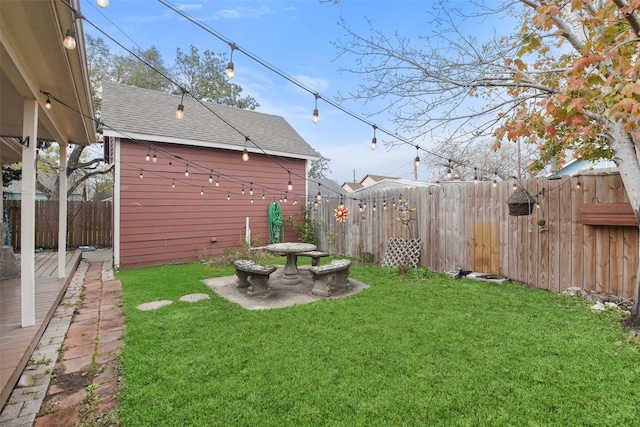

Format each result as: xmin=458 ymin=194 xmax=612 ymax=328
xmin=0 ymin=0 xmax=95 ymax=163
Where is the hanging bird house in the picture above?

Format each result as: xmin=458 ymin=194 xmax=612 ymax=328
xmin=506 ymin=188 xmax=535 ymax=216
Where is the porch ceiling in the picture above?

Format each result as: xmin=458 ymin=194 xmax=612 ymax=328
xmin=0 ymin=0 xmax=95 ymax=164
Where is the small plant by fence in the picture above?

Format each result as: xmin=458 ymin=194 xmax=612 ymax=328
xmin=3 ymin=200 xmax=112 ymax=251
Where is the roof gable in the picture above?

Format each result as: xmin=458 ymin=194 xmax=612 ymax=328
xmin=100 ymin=82 xmax=319 ymax=160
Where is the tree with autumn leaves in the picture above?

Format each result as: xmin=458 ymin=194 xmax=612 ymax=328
xmin=330 ymin=0 xmax=640 ymax=327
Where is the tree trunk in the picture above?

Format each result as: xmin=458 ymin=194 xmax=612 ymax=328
xmin=609 ymin=123 xmax=640 ymax=329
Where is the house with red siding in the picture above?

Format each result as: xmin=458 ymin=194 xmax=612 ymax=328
xmin=100 ymin=82 xmax=320 ymax=268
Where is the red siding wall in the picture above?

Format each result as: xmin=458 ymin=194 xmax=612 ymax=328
xmin=119 ymin=140 xmax=307 ymax=268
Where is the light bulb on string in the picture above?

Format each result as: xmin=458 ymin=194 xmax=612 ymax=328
xmin=145 ymin=149 xmax=151 ymax=161
xmin=250 ymin=183 xmax=254 ymax=196
xmin=242 ymin=184 xmax=245 ymax=195
xmin=63 ymin=28 xmax=77 ymax=50
xmin=152 ymin=149 xmax=157 ymax=163
xmin=175 ymin=88 xmax=186 ymax=119
xmin=139 ymin=169 xmax=143 ymax=179
xmin=371 ymin=125 xmax=377 ymax=150
xmin=226 ymin=43 xmax=236 ymax=80
xmin=414 ymin=146 xmax=420 ymax=168
xmin=200 ymin=186 xmax=204 ymax=196
xmin=312 ymin=93 xmax=320 ymax=124
xmin=287 ymin=171 xmax=293 ymax=191
xmin=262 ymin=189 xmax=266 ymax=200
xmin=383 ymin=200 xmax=387 ymax=210
xmin=227 ymin=192 xmax=230 ymax=201
xmin=185 ymin=164 xmax=189 ymax=177
xmin=446 ymin=159 xmax=452 ymax=179
xmin=209 ymin=170 xmax=213 ymax=183
xmin=171 ymin=178 xmax=175 ymax=189
xmin=576 ymin=178 xmax=582 ymax=190
xmin=96 ymin=0 xmax=109 ymax=8
xmin=216 ymin=176 xmax=220 ymax=187
xmin=293 ymin=196 xmax=298 ymax=205
xmin=242 ymin=136 xmax=250 ymax=161
xmin=284 ymin=191 xmax=288 ymax=203
xmin=45 ymin=96 xmax=52 ymax=110
xmin=474 ymin=168 xmax=478 ymax=184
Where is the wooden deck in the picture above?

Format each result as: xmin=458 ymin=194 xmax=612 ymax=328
xmin=0 ymin=250 xmax=82 ymax=410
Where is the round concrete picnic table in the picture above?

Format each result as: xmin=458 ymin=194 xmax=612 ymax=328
xmin=265 ymin=242 xmax=316 ymax=285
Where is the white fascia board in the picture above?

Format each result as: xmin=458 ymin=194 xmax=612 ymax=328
xmin=102 ymin=130 xmax=321 ymax=162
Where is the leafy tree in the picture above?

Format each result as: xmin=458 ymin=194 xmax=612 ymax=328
xmin=175 ymin=45 xmax=259 ymax=109
xmin=330 ymin=0 xmax=640 ymax=327
xmin=308 ymin=155 xmax=332 ymax=179
xmin=2 ymin=164 xmax=20 ymax=187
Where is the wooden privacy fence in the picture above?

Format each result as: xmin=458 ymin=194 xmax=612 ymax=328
xmin=312 ymin=173 xmax=639 ymax=301
xmin=3 ymin=200 xmax=112 ymax=251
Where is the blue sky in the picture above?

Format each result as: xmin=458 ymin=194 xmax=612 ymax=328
xmin=81 ymin=0 xmax=461 ymax=184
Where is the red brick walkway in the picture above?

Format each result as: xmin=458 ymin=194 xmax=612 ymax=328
xmin=34 ymin=260 xmax=123 ymax=426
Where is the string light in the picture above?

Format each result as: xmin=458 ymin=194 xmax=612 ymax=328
xmin=251 ymin=197 xmax=254 ymax=204
xmin=209 ymin=170 xmax=213 ymax=183
xmin=373 ymin=203 xmax=377 ymax=212
xmin=226 ymin=43 xmax=236 ymax=80
xmin=152 ymin=149 xmax=157 ymax=163
xmin=242 ymin=136 xmax=250 ymax=161
xmin=312 ymin=93 xmax=320 ymax=124
xmin=284 ymin=191 xmax=288 ymax=203
xmin=171 ymin=178 xmax=175 ymax=188
xmin=242 ymin=184 xmax=245 ymax=195
xmin=45 ymin=96 xmax=52 ymax=110
xmin=139 ymin=169 xmax=143 ymax=179
xmin=176 ymin=88 xmax=186 ymax=119
xmin=63 ymin=11 xmax=80 ymax=50
xmin=145 ymin=149 xmax=151 ymax=161
xmin=414 ymin=147 xmax=420 ymax=168
xmin=200 ymin=186 xmax=204 ymax=196
xmin=576 ymin=178 xmax=582 ymax=190
xmin=493 ymin=172 xmax=498 ymax=187
xmin=512 ymin=179 xmax=517 ymax=191
xmin=227 ymin=191 xmax=230 ymax=200
xmin=262 ymin=189 xmax=266 ymax=199
xmin=293 ymin=196 xmax=298 ymax=205
xmin=216 ymin=175 xmax=220 ymax=187
xmin=185 ymin=164 xmax=189 ymax=177
xmin=383 ymin=200 xmax=387 ymax=210
xmin=399 ymin=194 xmax=403 ymax=203
xmin=371 ymin=125 xmax=377 ymax=150
xmin=446 ymin=159 xmax=452 ymax=179
xmin=317 ymin=183 xmax=322 ymax=202
xmin=392 ymin=199 xmax=396 ymax=209
xmin=474 ymin=168 xmax=478 ymax=184
xmin=96 ymin=0 xmax=109 ymax=8
xmin=250 ymin=182 xmax=254 ymax=196
xmin=287 ymin=171 xmax=293 ymax=191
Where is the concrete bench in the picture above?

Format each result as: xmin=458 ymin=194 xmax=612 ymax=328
xmin=233 ymin=260 xmax=277 ymax=296
xmin=309 ymin=259 xmax=352 ymax=297
xmin=297 ymin=250 xmax=330 ymax=266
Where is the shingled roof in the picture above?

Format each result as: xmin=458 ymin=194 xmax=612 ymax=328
xmin=100 ymin=82 xmax=320 ymax=160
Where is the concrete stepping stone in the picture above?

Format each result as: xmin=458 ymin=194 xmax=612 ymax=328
xmin=136 ymin=300 xmax=173 ymax=311
xmin=179 ymin=293 xmax=210 ymax=303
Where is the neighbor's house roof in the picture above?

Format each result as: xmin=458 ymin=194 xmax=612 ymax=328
xmin=0 ymin=0 xmax=95 ymax=164
xmin=100 ymin=82 xmax=320 ymax=161
xmin=351 ymin=178 xmax=441 ymax=194
xmin=342 ymin=182 xmax=364 ymax=192
xmin=360 ymin=174 xmax=400 ymax=185
xmin=555 ymin=158 xmax=617 ymax=177
xmin=3 ymin=174 xmax=84 ymax=200
xmin=309 ymin=178 xmax=347 ymax=199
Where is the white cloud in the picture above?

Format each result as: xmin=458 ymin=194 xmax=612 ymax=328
xmin=176 ymin=3 xmax=202 ymax=11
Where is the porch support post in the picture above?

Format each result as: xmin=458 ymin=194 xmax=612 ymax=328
xmin=21 ymin=98 xmax=37 ymax=327
xmin=58 ymin=143 xmax=68 ymax=278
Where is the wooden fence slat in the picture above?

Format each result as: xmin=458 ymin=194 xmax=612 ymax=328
xmin=3 ymin=200 xmax=112 ymax=250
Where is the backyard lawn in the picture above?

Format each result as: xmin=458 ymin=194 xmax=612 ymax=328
xmin=115 ymin=259 xmax=639 ymax=426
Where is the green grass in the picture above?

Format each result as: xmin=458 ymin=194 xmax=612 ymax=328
xmin=116 ymin=261 xmax=640 ymax=426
